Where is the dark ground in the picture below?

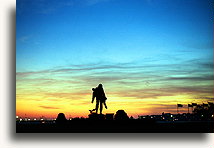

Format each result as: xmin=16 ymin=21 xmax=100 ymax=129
xmin=16 ymin=120 xmax=214 ymax=133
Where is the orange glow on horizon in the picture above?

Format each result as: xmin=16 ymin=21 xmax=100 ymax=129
xmin=16 ymin=92 xmax=213 ymax=119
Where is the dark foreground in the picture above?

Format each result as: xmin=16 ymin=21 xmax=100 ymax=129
xmin=16 ymin=120 xmax=214 ymax=133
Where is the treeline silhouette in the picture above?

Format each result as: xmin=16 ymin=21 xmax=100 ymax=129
xmin=16 ymin=105 xmax=214 ymax=133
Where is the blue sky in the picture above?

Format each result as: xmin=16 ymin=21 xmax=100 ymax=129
xmin=16 ymin=0 xmax=213 ymax=117
xmin=17 ymin=0 xmax=213 ymax=71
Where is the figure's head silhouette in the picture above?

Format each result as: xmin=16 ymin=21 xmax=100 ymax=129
xmin=98 ymin=84 xmax=103 ymax=88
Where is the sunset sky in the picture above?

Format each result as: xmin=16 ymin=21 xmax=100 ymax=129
xmin=16 ymin=0 xmax=213 ymax=118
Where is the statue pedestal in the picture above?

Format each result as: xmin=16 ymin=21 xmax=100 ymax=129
xmin=88 ymin=113 xmax=105 ymax=120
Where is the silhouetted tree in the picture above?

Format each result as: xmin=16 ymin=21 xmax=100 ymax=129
xmin=129 ymin=116 xmax=134 ymax=120
xmin=193 ymin=103 xmax=214 ymax=120
xmin=114 ymin=110 xmax=129 ymax=120
xmin=56 ymin=113 xmax=67 ymax=124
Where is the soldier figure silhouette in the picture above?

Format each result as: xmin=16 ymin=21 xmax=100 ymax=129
xmin=90 ymin=84 xmax=107 ymax=114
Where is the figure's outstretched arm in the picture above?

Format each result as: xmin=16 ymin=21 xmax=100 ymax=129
xmin=91 ymin=92 xmax=95 ymax=103
xmin=103 ymin=89 xmax=107 ymax=99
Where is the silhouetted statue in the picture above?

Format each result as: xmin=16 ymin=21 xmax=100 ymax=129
xmin=56 ymin=113 xmax=67 ymax=124
xmin=90 ymin=84 xmax=107 ymax=114
xmin=114 ymin=110 xmax=129 ymax=120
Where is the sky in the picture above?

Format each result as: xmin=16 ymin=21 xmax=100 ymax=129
xmin=16 ymin=0 xmax=213 ymax=119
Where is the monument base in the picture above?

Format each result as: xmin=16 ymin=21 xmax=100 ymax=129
xmin=88 ymin=113 xmax=105 ymax=120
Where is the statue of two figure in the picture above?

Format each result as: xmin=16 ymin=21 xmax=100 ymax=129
xmin=90 ymin=84 xmax=107 ymax=114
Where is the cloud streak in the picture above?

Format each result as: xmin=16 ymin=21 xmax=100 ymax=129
xmin=17 ymin=0 xmax=113 ymax=15
xmin=16 ymin=59 xmax=213 ymax=118
xmin=39 ymin=106 xmax=60 ymax=109
xmin=16 ymin=60 xmax=213 ymax=88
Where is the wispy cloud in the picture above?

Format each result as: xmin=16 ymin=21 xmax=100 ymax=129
xmin=17 ymin=0 xmax=113 ymax=15
xmin=111 ymin=85 xmax=213 ymax=100
xmin=16 ymin=60 xmax=213 ymax=107
xmin=17 ymin=0 xmax=74 ymax=14
xmin=39 ymin=106 xmax=60 ymax=109
xmin=16 ymin=60 xmax=213 ymax=87
xmin=16 ymin=59 xmax=213 ymax=75
xmin=18 ymin=35 xmax=31 ymax=42
xmin=84 ymin=0 xmax=113 ymax=6
xmin=167 ymin=75 xmax=213 ymax=81
xmin=182 ymin=40 xmax=213 ymax=50
xmin=45 ymin=92 xmax=90 ymax=99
